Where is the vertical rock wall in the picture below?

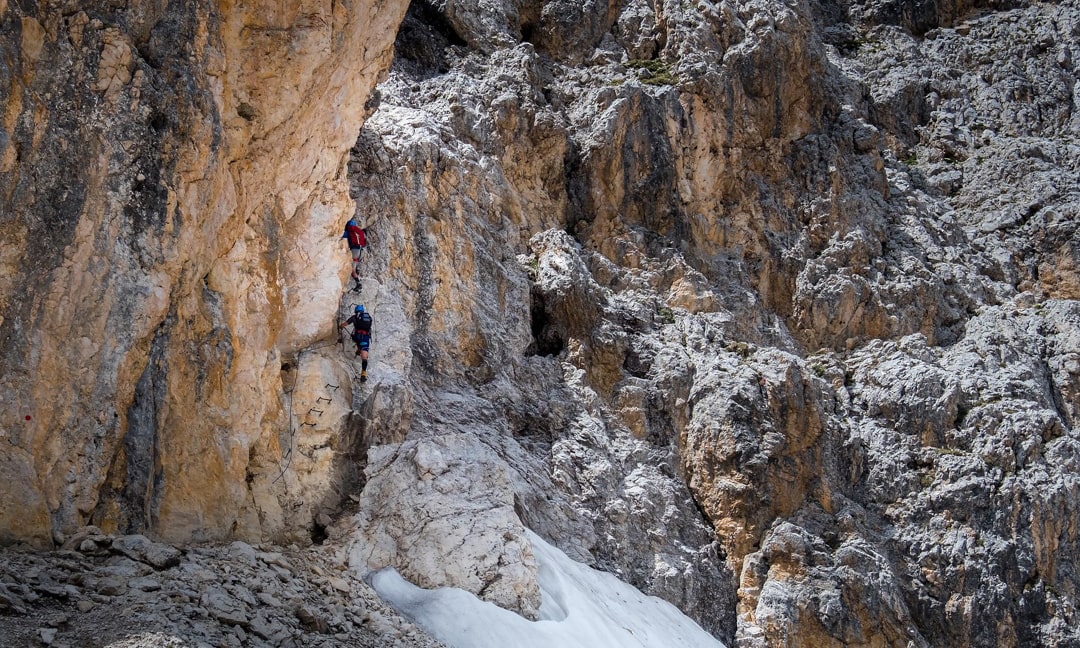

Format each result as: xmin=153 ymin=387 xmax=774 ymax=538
xmin=2 ymin=0 xmax=1078 ymax=646
xmin=342 ymin=0 xmax=1080 ymax=646
xmin=0 ymin=0 xmax=407 ymax=546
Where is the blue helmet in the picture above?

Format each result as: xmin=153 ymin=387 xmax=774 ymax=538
xmin=355 ymin=304 xmax=365 ymax=314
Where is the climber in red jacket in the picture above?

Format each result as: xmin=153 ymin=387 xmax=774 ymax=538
xmin=342 ymin=218 xmax=367 ymax=291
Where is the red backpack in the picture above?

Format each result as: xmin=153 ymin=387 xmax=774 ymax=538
xmin=346 ymin=222 xmax=367 ymax=247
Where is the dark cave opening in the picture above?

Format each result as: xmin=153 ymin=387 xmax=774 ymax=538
xmin=528 ymin=289 xmax=564 ymax=357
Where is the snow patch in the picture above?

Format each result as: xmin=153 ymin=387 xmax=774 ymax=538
xmin=368 ymin=530 xmax=725 ymax=648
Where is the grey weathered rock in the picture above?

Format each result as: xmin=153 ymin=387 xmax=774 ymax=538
xmin=38 ymin=627 xmax=57 ymax=645
xmin=342 ymin=0 xmax=1080 ymax=646
xmin=129 ymin=576 xmax=161 ymax=592
xmin=258 ymin=552 xmax=293 ymax=571
xmin=0 ymin=583 xmax=26 ymax=613
xmin=94 ymin=577 xmax=126 ymax=597
xmin=0 ymin=533 xmax=445 ymax=647
xmin=227 ymin=541 xmax=259 ymax=567
xmin=349 ymin=434 xmax=542 ymax=619
xmin=112 ymin=535 xmax=182 ymax=570
xmin=295 ymin=604 xmax=330 ymax=634
xmin=99 ymin=556 xmax=151 ymax=579
xmin=1 ymin=1 xmax=1078 ymax=648
xmin=202 ymin=585 xmax=249 ymax=627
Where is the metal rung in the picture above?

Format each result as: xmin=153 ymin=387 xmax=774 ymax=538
xmin=308 ymin=408 xmax=324 ymax=416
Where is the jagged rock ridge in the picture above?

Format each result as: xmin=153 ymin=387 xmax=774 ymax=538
xmin=344 ymin=0 xmax=1080 ymax=646
xmin=0 ymin=0 xmax=1077 ymax=647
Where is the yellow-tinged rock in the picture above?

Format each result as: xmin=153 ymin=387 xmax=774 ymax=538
xmin=20 ymin=17 xmax=45 ymax=65
xmin=0 ymin=0 xmax=409 ymax=546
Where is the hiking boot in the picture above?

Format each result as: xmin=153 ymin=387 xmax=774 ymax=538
xmin=360 ymin=370 xmax=368 ymax=382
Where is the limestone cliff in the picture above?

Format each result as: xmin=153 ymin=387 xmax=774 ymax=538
xmin=0 ymin=0 xmax=408 ymax=546
xmin=343 ymin=0 xmax=1080 ymax=645
xmin=1 ymin=0 xmax=1079 ymax=647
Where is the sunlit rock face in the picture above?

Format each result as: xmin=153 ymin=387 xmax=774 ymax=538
xmin=344 ymin=0 xmax=1080 ymax=646
xmin=3 ymin=0 xmax=1079 ymax=647
xmin=351 ymin=434 xmax=543 ymax=619
xmin=0 ymin=0 xmax=407 ymax=546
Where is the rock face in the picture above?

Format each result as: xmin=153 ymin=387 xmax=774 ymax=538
xmin=0 ymin=525 xmax=444 ymax=648
xmin=2 ymin=0 xmax=1079 ymax=647
xmin=0 ymin=0 xmax=408 ymax=545
xmin=351 ymin=434 xmax=542 ymax=619
xmin=342 ymin=0 xmax=1080 ymax=646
